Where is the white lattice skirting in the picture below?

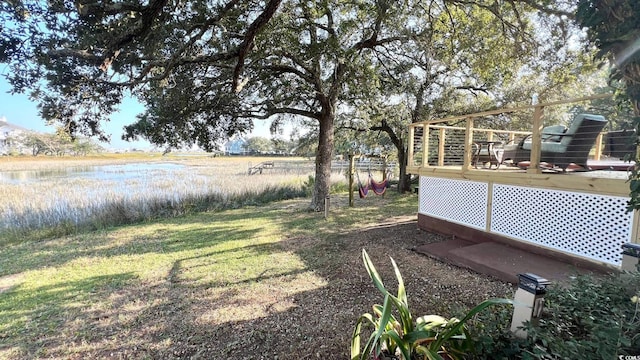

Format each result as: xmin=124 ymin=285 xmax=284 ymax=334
xmin=419 ymin=177 xmax=488 ymax=230
xmin=419 ymin=176 xmax=633 ymax=266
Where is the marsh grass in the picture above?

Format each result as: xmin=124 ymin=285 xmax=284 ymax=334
xmin=0 ymin=155 xmax=348 ymax=243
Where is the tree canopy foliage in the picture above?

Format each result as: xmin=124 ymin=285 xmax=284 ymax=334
xmin=11 ymin=130 xmax=102 ymax=156
xmin=1 ymin=0 xmax=283 ymax=143
xmin=339 ymin=1 xmax=593 ymax=191
xmin=244 ymin=136 xmax=273 ymax=154
xmin=576 ymin=0 xmax=640 ymax=115
xmin=1 ymin=0 xmax=591 ymax=208
xmin=575 ymin=0 xmax=640 ymax=210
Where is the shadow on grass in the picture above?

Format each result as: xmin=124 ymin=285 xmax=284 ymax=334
xmin=0 ymin=272 xmax=137 ymax=357
xmin=0 ymin=194 xmax=513 ymax=359
xmin=0 ymin=207 xmax=284 ymax=277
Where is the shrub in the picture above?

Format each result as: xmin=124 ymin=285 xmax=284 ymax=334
xmin=470 ymin=272 xmax=640 ymax=359
xmin=302 ymin=174 xmax=350 ymax=196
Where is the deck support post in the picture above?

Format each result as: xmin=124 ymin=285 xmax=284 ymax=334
xmin=349 ymin=154 xmax=355 ymax=207
xmin=438 ymin=128 xmax=446 ymax=167
xmin=594 ymin=132 xmax=604 ymax=161
xmin=324 ymin=196 xmax=330 ymax=219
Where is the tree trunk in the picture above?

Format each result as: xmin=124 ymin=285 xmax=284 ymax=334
xmin=396 ymin=145 xmax=412 ymax=193
xmin=373 ymin=121 xmax=412 ymax=193
xmin=311 ymin=113 xmax=335 ymax=211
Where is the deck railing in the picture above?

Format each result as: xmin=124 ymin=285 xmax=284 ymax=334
xmin=408 ymin=94 xmax=622 ymax=174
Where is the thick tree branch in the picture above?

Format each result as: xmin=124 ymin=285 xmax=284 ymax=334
xmin=54 ymin=0 xmax=244 ymax=88
xmin=75 ymin=1 xmax=146 ymax=17
xmin=277 ymin=51 xmax=324 ymax=94
xmin=455 ymin=85 xmax=489 ymax=94
xmin=249 ymin=106 xmax=321 ymax=120
xmin=354 ymin=36 xmax=409 ymax=50
xmin=371 ymin=120 xmax=402 ymax=151
xmin=100 ymin=0 xmax=169 ymax=69
xmin=233 ymin=0 xmax=283 ymax=92
xmin=263 ymin=64 xmax=316 ymax=84
xmin=140 ymin=0 xmax=242 ymax=82
xmin=48 ymin=48 xmax=103 ymax=64
xmin=340 ymin=125 xmax=368 ymax=132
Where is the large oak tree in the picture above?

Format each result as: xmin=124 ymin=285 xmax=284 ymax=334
xmin=1 ymin=0 xmax=421 ymax=210
xmin=1 ymin=0 xmax=593 ymax=208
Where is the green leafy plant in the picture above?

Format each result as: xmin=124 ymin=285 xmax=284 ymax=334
xmin=351 ymin=249 xmax=512 ymax=360
xmin=470 ymin=272 xmax=640 ymax=359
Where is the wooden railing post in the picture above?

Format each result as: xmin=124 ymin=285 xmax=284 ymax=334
xmin=348 ymin=154 xmax=355 ymax=207
xmin=594 ymin=132 xmax=604 ymax=161
xmin=463 ymin=117 xmax=474 ymax=169
xmin=438 ymin=128 xmax=446 ymax=166
xmin=528 ymin=105 xmax=544 ymax=174
xmin=422 ymin=125 xmax=430 ymax=167
xmin=408 ymin=125 xmax=415 ymax=166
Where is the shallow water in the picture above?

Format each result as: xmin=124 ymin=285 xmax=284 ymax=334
xmin=0 ymin=159 xmax=314 ymax=233
xmin=0 ymin=163 xmax=186 ymax=184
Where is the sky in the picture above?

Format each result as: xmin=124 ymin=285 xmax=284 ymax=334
xmin=0 ymin=78 xmax=276 ymax=150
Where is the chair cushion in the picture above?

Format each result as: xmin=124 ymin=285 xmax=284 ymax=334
xmin=541 ymin=125 xmax=567 ymax=142
xmin=522 ymin=141 xmax=566 ymax=153
xmin=560 ymin=113 xmax=606 ymax=146
xmin=521 ymin=125 xmax=567 ymax=150
xmin=540 ymin=142 xmax=567 ymax=153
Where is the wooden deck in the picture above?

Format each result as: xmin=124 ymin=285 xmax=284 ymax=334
xmin=407 ymin=95 xmax=639 ymax=269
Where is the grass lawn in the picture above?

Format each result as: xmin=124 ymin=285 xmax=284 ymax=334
xmin=0 ymin=192 xmax=513 ymax=359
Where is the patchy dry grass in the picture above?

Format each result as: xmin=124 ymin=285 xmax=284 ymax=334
xmin=0 ymin=192 xmax=514 ymax=359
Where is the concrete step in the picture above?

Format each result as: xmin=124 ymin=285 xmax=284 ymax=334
xmin=415 ymin=240 xmax=606 ymax=284
xmin=414 ymin=238 xmax=475 ymax=260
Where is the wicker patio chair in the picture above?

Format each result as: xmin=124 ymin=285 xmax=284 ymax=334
xmin=501 ymin=113 xmax=607 ymax=171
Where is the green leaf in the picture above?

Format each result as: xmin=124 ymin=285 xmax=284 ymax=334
xmin=351 ymin=313 xmax=377 ymax=360
xmin=385 ymin=329 xmax=412 ymax=360
xmin=425 ymin=348 xmax=446 ymax=360
xmin=416 ymin=314 xmax=448 ymax=330
xmin=403 ymin=329 xmax=436 ymax=343
xmin=385 ymin=293 xmax=413 ymax=335
xmin=362 ymin=249 xmax=388 ymax=296
xmin=390 ymin=255 xmax=407 ymax=304
xmin=372 ymin=294 xmax=393 ymax=357
xmin=431 ymin=298 xmax=513 ymax=351
xmin=351 ymin=317 xmax=363 ymax=359
xmin=357 ymin=249 xmax=514 ymax=360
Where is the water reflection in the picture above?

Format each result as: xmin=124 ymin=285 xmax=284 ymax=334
xmin=0 ymin=163 xmax=185 ymax=184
